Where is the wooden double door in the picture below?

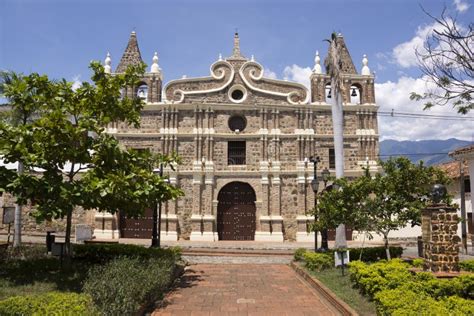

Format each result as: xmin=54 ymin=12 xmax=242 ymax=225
xmin=119 ymin=208 xmax=154 ymax=238
xmin=217 ymin=182 xmax=256 ymax=241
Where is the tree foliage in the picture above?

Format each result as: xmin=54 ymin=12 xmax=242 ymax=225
xmin=410 ymin=8 xmax=474 ymax=114
xmin=0 ymin=63 xmax=183 ymax=255
xmin=315 ymin=157 xmax=450 ymax=258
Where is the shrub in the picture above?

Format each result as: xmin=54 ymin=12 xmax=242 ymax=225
xmin=374 ymin=289 xmax=474 ymax=316
xmin=83 ymin=256 xmax=176 ymax=315
xmin=411 ymin=258 xmax=424 ymax=268
xmin=459 ymin=259 xmax=474 ymax=272
xmin=345 ymin=246 xmax=403 ymax=262
xmin=73 ymin=243 xmax=181 ymax=263
xmin=0 ymin=292 xmax=97 ymax=315
xmin=348 ymin=259 xmax=412 ymax=297
xmin=374 ymin=289 xmax=449 ymax=316
xmin=294 ymin=248 xmax=307 ymax=261
xmin=303 ymin=252 xmax=334 ymax=272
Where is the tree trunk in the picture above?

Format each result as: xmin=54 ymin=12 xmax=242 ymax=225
xmin=332 ymin=83 xmax=347 ymax=249
xmin=64 ymin=207 xmax=73 ymax=258
xmin=384 ymin=233 xmax=391 ymax=260
xmin=13 ymin=161 xmax=24 ymax=247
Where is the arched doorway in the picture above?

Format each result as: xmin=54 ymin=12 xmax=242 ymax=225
xmin=217 ymin=182 xmax=256 ymax=240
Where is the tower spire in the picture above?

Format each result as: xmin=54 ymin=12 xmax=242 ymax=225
xmin=232 ymin=31 xmax=241 ymax=57
xmin=116 ymin=31 xmax=144 ymax=73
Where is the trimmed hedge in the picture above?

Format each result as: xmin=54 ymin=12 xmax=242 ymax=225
xmin=303 ymin=252 xmax=334 ymax=272
xmin=460 ymin=259 xmax=474 ymax=272
xmin=0 ymin=292 xmax=97 ymax=316
xmin=83 ymin=256 xmax=177 ymax=316
xmin=374 ymin=288 xmax=473 ymax=316
xmin=347 ymin=246 xmax=403 ymax=262
xmin=73 ymin=243 xmax=181 ymax=263
xmin=294 ymin=248 xmax=307 ymax=261
xmin=348 ymin=259 xmax=474 ymax=315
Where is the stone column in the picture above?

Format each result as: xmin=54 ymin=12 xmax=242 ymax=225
xmin=296 ymin=160 xmax=314 ymax=242
xmin=93 ymin=211 xmax=119 ymax=239
xmin=160 ymin=166 xmax=178 ymax=241
xmin=422 ymin=205 xmax=460 ymax=272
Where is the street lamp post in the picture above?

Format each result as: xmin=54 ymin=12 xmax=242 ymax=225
xmin=310 ymin=156 xmax=320 ymax=252
xmin=151 ymin=163 xmax=163 ymax=248
xmin=321 ymin=167 xmax=330 ymax=251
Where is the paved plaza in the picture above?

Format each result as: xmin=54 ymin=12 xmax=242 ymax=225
xmin=152 ymin=264 xmax=338 ymax=316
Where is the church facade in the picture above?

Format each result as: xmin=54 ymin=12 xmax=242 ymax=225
xmin=93 ymin=31 xmax=379 ymax=242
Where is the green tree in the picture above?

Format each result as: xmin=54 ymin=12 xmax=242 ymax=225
xmin=316 ymin=157 xmax=450 ymax=259
xmin=0 ymin=71 xmax=43 ymax=247
xmin=0 ymin=62 xmax=182 ymax=256
xmin=410 ymin=8 xmax=473 ymax=114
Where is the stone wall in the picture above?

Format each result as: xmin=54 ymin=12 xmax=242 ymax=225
xmin=0 ymin=193 xmax=95 ymax=237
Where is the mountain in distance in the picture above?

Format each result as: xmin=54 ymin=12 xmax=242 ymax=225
xmin=379 ymin=138 xmax=473 ymax=166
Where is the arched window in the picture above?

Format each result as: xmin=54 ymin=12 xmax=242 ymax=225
xmin=350 ymin=85 xmax=362 ymax=104
xmin=137 ymin=83 xmax=148 ymax=101
xmin=324 ymin=83 xmax=332 ymax=103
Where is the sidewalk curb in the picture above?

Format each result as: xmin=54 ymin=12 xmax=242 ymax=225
xmin=290 ymin=261 xmax=359 ymax=316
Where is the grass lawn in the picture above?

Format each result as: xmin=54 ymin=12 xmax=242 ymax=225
xmin=307 ymin=267 xmax=377 ymax=316
xmin=0 ymin=245 xmax=89 ymax=300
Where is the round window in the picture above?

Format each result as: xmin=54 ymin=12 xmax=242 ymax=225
xmin=228 ymin=85 xmax=247 ymax=103
xmin=231 ymin=89 xmax=244 ymax=100
xmin=228 ymin=115 xmax=247 ymax=132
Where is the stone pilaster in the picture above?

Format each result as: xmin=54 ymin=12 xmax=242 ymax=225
xmin=93 ymin=211 xmax=119 ymax=239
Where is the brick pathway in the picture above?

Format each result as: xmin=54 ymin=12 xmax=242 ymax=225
xmin=153 ymin=264 xmax=338 ymax=316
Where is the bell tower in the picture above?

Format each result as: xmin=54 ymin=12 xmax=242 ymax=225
xmin=310 ymin=33 xmax=378 ymax=171
xmin=107 ymin=31 xmax=163 ymax=103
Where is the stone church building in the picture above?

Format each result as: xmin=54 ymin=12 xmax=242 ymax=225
xmin=92 ymin=31 xmax=379 ymax=242
xmin=0 ymin=32 xmax=379 ymax=242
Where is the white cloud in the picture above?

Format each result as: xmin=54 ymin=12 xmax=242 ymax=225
xmin=375 ymin=76 xmax=473 ymax=141
xmin=282 ymin=64 xmax=312 ymax=89
xmin=263 ymin=68 xmax=277 ymax=80
xmin=392 ymin=23 xmax=437 ymax=68
xmin=453 ymin=0 xmax=470 ymax=13
xmin=71 ymin=75 xmax=82 ymax=91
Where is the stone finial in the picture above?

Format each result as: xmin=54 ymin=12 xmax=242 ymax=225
xmin=218 ymin=53 xmax=223 ymax=61
xmin=104 ymin=52 xmax=111 ymax=74
xmin=361 ymin=54 xmax=371 ymax=76
xmin=313 ymin=51 xmax=322 ymax=74
xmin=232 ymin=32 xmax=241 ymax=57
xmin=151 ymin=52 xmax=160 ymax=73
xmin=251 ymin=55 xmax=255 ymax=62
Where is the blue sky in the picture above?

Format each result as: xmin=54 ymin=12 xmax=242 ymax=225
xmin=1 ymin=0 xmax=473 ymax=141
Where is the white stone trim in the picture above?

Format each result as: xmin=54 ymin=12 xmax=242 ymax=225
xmin=160 ymin=231 xmax=178 ymax=241
xmin=296 ymin=231 xmax=321 ymax=242
xmin=254 ymin=231 xmax=284 ymax=242
xmin=239 ymin=61 xmax=310 ymax=105
xmin=190 ymin=231 xmax=217 ymax=241
xmin=296 ymin=215 xmax=314 ymax=222
xmin=165 ymin=60 xmax=235 ymax=104
xmin=228 ymin=84 xmax=248 ymax=103
xmin=93 ymin=229 xmax=120 ymax=240
xmin=259 ymin=215 xmax=284 ymax=221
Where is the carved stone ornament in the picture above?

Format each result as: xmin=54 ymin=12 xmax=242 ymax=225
xmin=164 ymin=59 xmax=309 ymax=105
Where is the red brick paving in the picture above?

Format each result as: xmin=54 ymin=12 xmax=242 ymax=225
xmin=153 ymin=264 xmax=338 ymax=315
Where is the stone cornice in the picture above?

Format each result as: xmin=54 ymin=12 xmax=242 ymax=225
xmin=142 ymin=102 xmax=378 ymax=111
xmin=112 ymin=132 xmax=379 ymax=139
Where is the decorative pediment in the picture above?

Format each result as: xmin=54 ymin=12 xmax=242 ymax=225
xmin=164 ymin=59 xmax=309 ymax=105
